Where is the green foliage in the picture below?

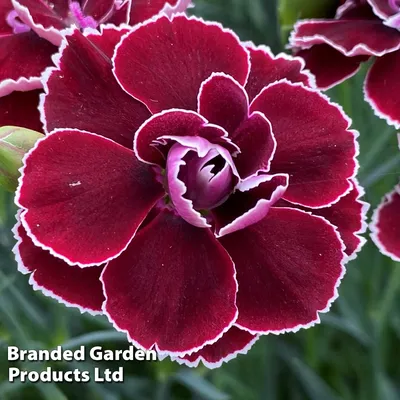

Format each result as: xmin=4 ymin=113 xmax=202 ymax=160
xmin=0 ymin=127 xmax=43 ymax=192
xmin=1 ymin=1 xmax=400 ymax=399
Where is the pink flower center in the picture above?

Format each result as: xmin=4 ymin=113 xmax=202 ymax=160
xmin=179 ymin=149 xmax=234 ymax=210
xmin=6 ymin=10 xmax=31 ymax=34
xmin=164 ymin=142 xmax=235 ymax=227
xmin=389 ymin=0 xmax=400 ymax=11
xmin=68 ymin=1 xmax=98 ymax=29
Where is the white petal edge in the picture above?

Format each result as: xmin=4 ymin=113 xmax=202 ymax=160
xmin=234 ymin=208 xmax=348 ymax=335
xmin=370 ymin=184 xmax=400 ymax=262
xmin=250 ymin=78 xmax=360 ymax=209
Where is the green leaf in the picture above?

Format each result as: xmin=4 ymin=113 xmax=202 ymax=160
xmin=277 ymin=342 xmax=341 ymax=400
xmin=175 ymin=370 xmax=229 ymax=400
xmin=0 ymin=126 xmax=43 ymax=192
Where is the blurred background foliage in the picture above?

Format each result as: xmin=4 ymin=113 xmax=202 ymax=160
xmin=1 ymin=0 xmax=400 ymax=399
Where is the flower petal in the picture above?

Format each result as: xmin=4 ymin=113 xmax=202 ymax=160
xmin=370 ymin=184 xmax=400 ymax=261
xmin=107 ymin=1 xmax=130 ymax=25
xmin=174 ymin=326 xmax=258 ymax=369
xmin=129 ymin=0 xmax=191 ymax=25
xmin=364 ymin=50 xmax=400 ymax=128
xmin=311 ymin=179 xmax=369 ymax=259
xmin=295 ymin=45 xmax=368 ymax=90
xmin=12 ymin=0 xmax=67 ymax=45
xmin=367 ymin=0 xmax=397 ymax=19
xmin=245 ymin=44 xmax=314 ymax=102
xmin=219 ymin=207 xmax=345 ymax=334
xmin=198 ymin=72 xmax=249 ymax=133
xmin=134 ymin=109 xmax=237 ymax=166
xmin=0 ymin=90 xmax=43 ymax=132
xmin=102 ymin=210 xmax=238 ymax=355
xmin=41 ymin=27 xmax=151 ymax=148
xmin=114 ymin=14 xmax=250 ymax=113
xmin=250 ymin=80 xmax=357 ymax=208
xmin=213 ymin=173 xmax=288 ymax=237
xmin=290 ymin=16 xmax=400 ymax=57
xmin=166 ymin=141 xmax=211 ymax=228
xmin=81 ymin=0 xmax=114 ymax=22
xmin=13 ymin=221 xmax=105 ymax=313
xmin=17 ymin=129 xmax=164 ymax=267
xmin=1 ymin=1 xmax=14 ymax=34
xmin=0 ymin=31 xmax=56 ymax=97
xmin=231 ymin=111 xmax=276 ymax=178
xmin=84 ymin=24 xmax=130 ymax=59
xmin=164 ymin=135 xmax=239 ymax=223
xmin=278 ymin=179 xmax=369 ymax=259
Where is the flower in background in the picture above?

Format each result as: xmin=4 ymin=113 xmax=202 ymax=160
xmin=289 ymin=0 xmax=400 ymax=128
xmin=370 ymin=135 xmax=400 ymax=261
xmin=13 ymin=14 xmax=367 ymax=368
xmin=0 ymin=0 xmax=192 ymax=131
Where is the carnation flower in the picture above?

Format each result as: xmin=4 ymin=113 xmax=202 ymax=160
xmin=13 ymin=14 xmax=367 ymax=367
xmin=370 ymin=135 xmax=400 ymax=261
xmin=370 ymin=184 xmax=400 ymax=261
xmin=0 ymin=0 xmax=191 ymax=130
xmin=290 ymin=0 xmax=400 ymax=128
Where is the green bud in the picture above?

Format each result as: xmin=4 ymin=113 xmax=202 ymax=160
xmin=0 ymin=126 xmax=44 ymax=192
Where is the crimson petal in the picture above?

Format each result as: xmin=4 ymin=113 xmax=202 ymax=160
xmin=198 ymin=73 xmax=249 ymax=133
xmin=250 ymin=80 xmax=357 ymax=208
xmin=81 ymin=0 xmax=114 ymax=22
xmin=12 ymin=0 xmax=68 ymax=45
xmin=364 ymin=50 xmax=400 ymax=128
xmin=370 ymin=184 xmax=400 ymax=261
xmin=245 ymin=45 xmax=314 ymax=102
xmin=311 ymin=179 xmax=368 ymax=259
xmin=295 ymin=45 xmax=369 ymax=90
xmin=129 ymin=0 xmax=191 ymax=25
xmin=114 ymin=15 xmax=250 ymax=113
xmin=367 ymin=0 xmax=397 ymax=18
xmin=1 ymin=1 xmax=13 ymax=34
xmin=174 ymin=326 xmax=258 ymax=368
xmin=279 ymin=179 xmax=369 ymax=259
xmin=290 ymin=18 xmax=400 ymax=57
xmin=219 ymin=207 xmax=345 ymax=334
xmin=17 ymin=129 xmax=164 ymax=266
xmin=0 ymin=90 xmax=43 ymax=132
xmin=0 ymin=31 xmax=56 ymax=97
xmin=231 ymin=112 xmax=276 ymax=179
xmin=13 ymin=221 xmax=105 ymax=313
xmin=213 ymin=173 xmax=288 ymax=237
xmin=134 ymin=109 xmax=237 ymax=166
xmin=102 ymin=210 xmax=238 ymax=354
xmin=41 ymin=28 xmax=151 ymax=148
xmin=85 ymin=24 xmax=130 ymax=59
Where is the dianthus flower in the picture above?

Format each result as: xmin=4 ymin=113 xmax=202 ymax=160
xmin=370 ymin=136 xmax=400 ymax=261
xmin=13 ymin=14 xmax=367 ymax=368
xmin=0 ymin=0 xmax=191 ymax=131
xmin=290 ymin=0 xmax=400 ymax=127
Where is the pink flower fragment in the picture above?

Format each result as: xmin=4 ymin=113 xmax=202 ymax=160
xmin=14 ymin=15 xmax=366 ymax=367
xmin=290 ymin=0 xmax=400 ymax=127
xmin=371 ymin=183 xmax=400 ymax=261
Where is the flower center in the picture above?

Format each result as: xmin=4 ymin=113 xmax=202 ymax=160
xmin=6 ymin=10 xmax=31 ymax=34
xmin=180 ymin=150 xmax=233 ymax=210
xmin=165 ymin=141 xmax=235 ymax=226
xmin=68 ymin=1 xmax=98 ymax=29
xmin=389 ymin=0 xmax=400 ymax=11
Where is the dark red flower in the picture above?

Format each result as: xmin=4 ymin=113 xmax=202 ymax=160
xmin=370 ymin=183 xmax=400 ymax=261
xmin=290 ymin=0 xmax=400 ymax=128
xmin=370 ymin=136 xmax=400 ymax=261
xmin=14 ymin=15 xmax=366 ymax=366
xmin=0 ymin=0 xmax=191 ymax=130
